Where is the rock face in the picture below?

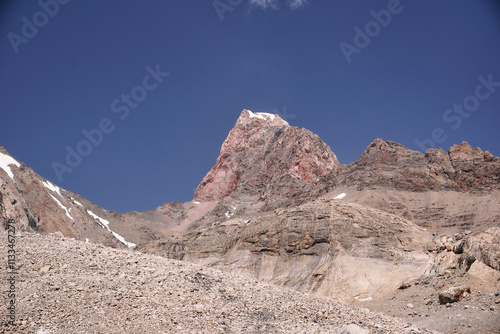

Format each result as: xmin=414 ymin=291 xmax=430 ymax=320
xmin=335 ymin=139 xmax=500 ymax=233
xmin=137 ymin=198 xmax=432 ymax=302
xmin=332 ymin=188 xmax=500 ymax=233
xmin=449 ymin=142 xmax=500 ymax=191
xmin=194 ymin=110 xmax=341 ymax=210
xmin=465 ymin=226 xmax=500 ymax=271
xmin=339 ymin=139 xmax=456 ymax=191
xmin=339 ymin=139 xmax=500 ymax=192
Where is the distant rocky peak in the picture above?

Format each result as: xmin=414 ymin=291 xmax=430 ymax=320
xmin=448 ymin=141 xmax=484 ymax=161
xmin=340 ymin=138 xmax=500 ymax=192
xmin=365 ymin=138 xmax=407 ymax=153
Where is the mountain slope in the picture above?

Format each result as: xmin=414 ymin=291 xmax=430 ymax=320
xmin=137 ymin=196 xmax=433 ymax=303
xmin=336 ymin=139 xmax=500 ymax=232
xmin=0 ymin=145 xmax=135 ymax=248
xmin=0 ymin=230 xmax=432 ymax=333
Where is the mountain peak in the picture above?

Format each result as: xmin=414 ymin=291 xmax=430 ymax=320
xmin=194 ymin=110 xmax=340 ymax=207
xmin=448 ymin=141 xmax=482 ymax=156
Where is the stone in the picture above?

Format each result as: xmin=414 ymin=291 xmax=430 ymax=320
xmin=399 ymin=282 xmax=412 ymax=290
xmin=468 ymin=261 xmax=500 ymax=282
xmin=452 ymin=240 xmax=465 ymax=254
xmin=439 ymin=286 xmax=471 ymax=304
xmin=40 ymin=265 xmax=51 ymax=273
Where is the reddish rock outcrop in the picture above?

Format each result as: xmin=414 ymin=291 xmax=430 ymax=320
xmin=338 ymin=139 xmax=455 ymax=191
xmin=449 ymin=142 xmax=500 ymax=191
xmin=194 ymin=110 xmax=341 ymax=209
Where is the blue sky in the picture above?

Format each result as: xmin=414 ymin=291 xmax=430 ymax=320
xmin=1 ymin=0 xmax=499 ymax=213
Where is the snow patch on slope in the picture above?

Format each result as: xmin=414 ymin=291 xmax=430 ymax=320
xmin=247 ymin=110 xmax=276 ymax=121
xmin=71 ymin=198 xmax=83 ymax=207
xmin=334 ymin=193 xmax=346 ymax=199
xmin=87 ymin=209 xmax=136 ymax=248
xmin=49 ymin=194 xmax=74 ymax=221
xmin=0 ymin=151 xmax=20 ymax=181
xmin=355 ymin=296 xmax=373 ymax=302
xmin=43 ymin=180 xmax=63 ymax=197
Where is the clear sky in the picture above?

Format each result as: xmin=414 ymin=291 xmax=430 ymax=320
xmin=1 ymin=0 xmax=499 ymax=213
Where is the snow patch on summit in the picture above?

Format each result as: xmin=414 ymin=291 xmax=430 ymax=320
xmin=87 ymin=209 xmax=136 ymax=248
xmin=247 ymin=110 xmax=276 ymax=121
xmin=0 ymin=151 xmax=20 ymax=181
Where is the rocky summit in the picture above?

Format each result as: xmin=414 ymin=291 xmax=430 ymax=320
xmin=194 ymin=110 xmax=341 ymax=210
xmin=339 ymin=138 xmax=500 ymax=192
xmin=1 ymin=109 xmax=499 ymax=333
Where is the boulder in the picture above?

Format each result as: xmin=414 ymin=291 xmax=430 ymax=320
xmin=438 ymin=286 xmax=471 ymax=304
xmin=452 ymin=240 xmax=465 ymax=254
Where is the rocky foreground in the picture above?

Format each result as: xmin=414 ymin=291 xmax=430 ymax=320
xmin=0 ymin=231 xmax=434 ymax=334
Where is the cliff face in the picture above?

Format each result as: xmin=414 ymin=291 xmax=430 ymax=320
xmin=334 ymin=139 xmax=500 ymax=233
xmin=339 ymin=139 xmax=500 ymax=192
xmin=138 ymin=197 xmax=432 ymax=302
xmin=448 ymin=142 xmax=500 ymax=191
xmin=194 ymin=110 xmax=341 ymax=210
